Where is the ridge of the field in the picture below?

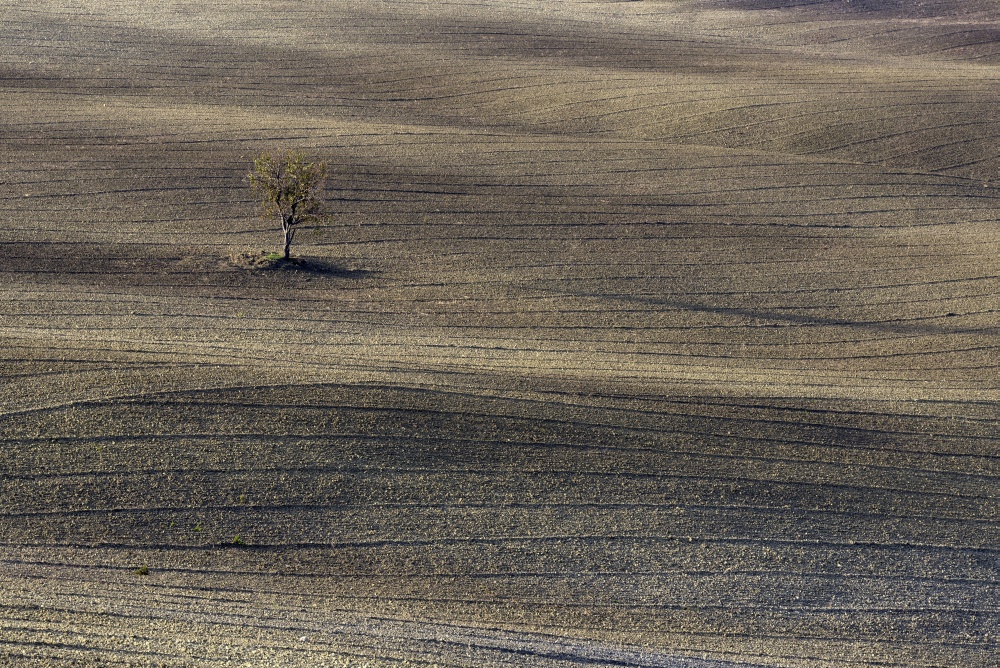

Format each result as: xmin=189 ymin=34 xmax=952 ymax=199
xmin=0 ymin=1 xmax=997 ymax=666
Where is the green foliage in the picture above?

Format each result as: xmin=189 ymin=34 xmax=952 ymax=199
xmin=133 ymin=566 xmax=149 ymax=576
xmin=248 ymin=150 xmax=329 ymax=260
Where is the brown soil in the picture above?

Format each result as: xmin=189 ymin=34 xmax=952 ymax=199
xmin=0 ymin=1 xmax=996 ymax=666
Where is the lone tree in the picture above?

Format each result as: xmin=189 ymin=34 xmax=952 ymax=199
xmin=248 ymin=150 xmax=328 ymax=261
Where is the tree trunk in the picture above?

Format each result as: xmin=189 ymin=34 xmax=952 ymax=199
xmin=282 ymin=217 xmax=292 ymax=260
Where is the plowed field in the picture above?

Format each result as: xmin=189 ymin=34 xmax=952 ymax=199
xmin=1 ymin=1 xmax=997 ymax=666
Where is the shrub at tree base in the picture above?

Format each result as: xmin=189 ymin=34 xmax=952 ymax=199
xmin=230 ymin=249 xmax=306 ymax=270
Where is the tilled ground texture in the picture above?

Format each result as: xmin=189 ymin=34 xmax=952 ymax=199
xmin=0 ymin=1 xmax=997 ymax=666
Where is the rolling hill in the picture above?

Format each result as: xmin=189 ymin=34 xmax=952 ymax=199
xmin=0 ymin=1 xmax=996 ymax=666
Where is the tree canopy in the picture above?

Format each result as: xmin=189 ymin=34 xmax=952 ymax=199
xmin=248 ymin=150 xmax=328 ymax=260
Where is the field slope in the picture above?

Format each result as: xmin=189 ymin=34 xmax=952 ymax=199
xmin=0 ymin=1 xmax=997 ymax=666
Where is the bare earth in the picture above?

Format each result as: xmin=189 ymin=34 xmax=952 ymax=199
xmin=0 ymin=0 xmax=997 ymax=666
